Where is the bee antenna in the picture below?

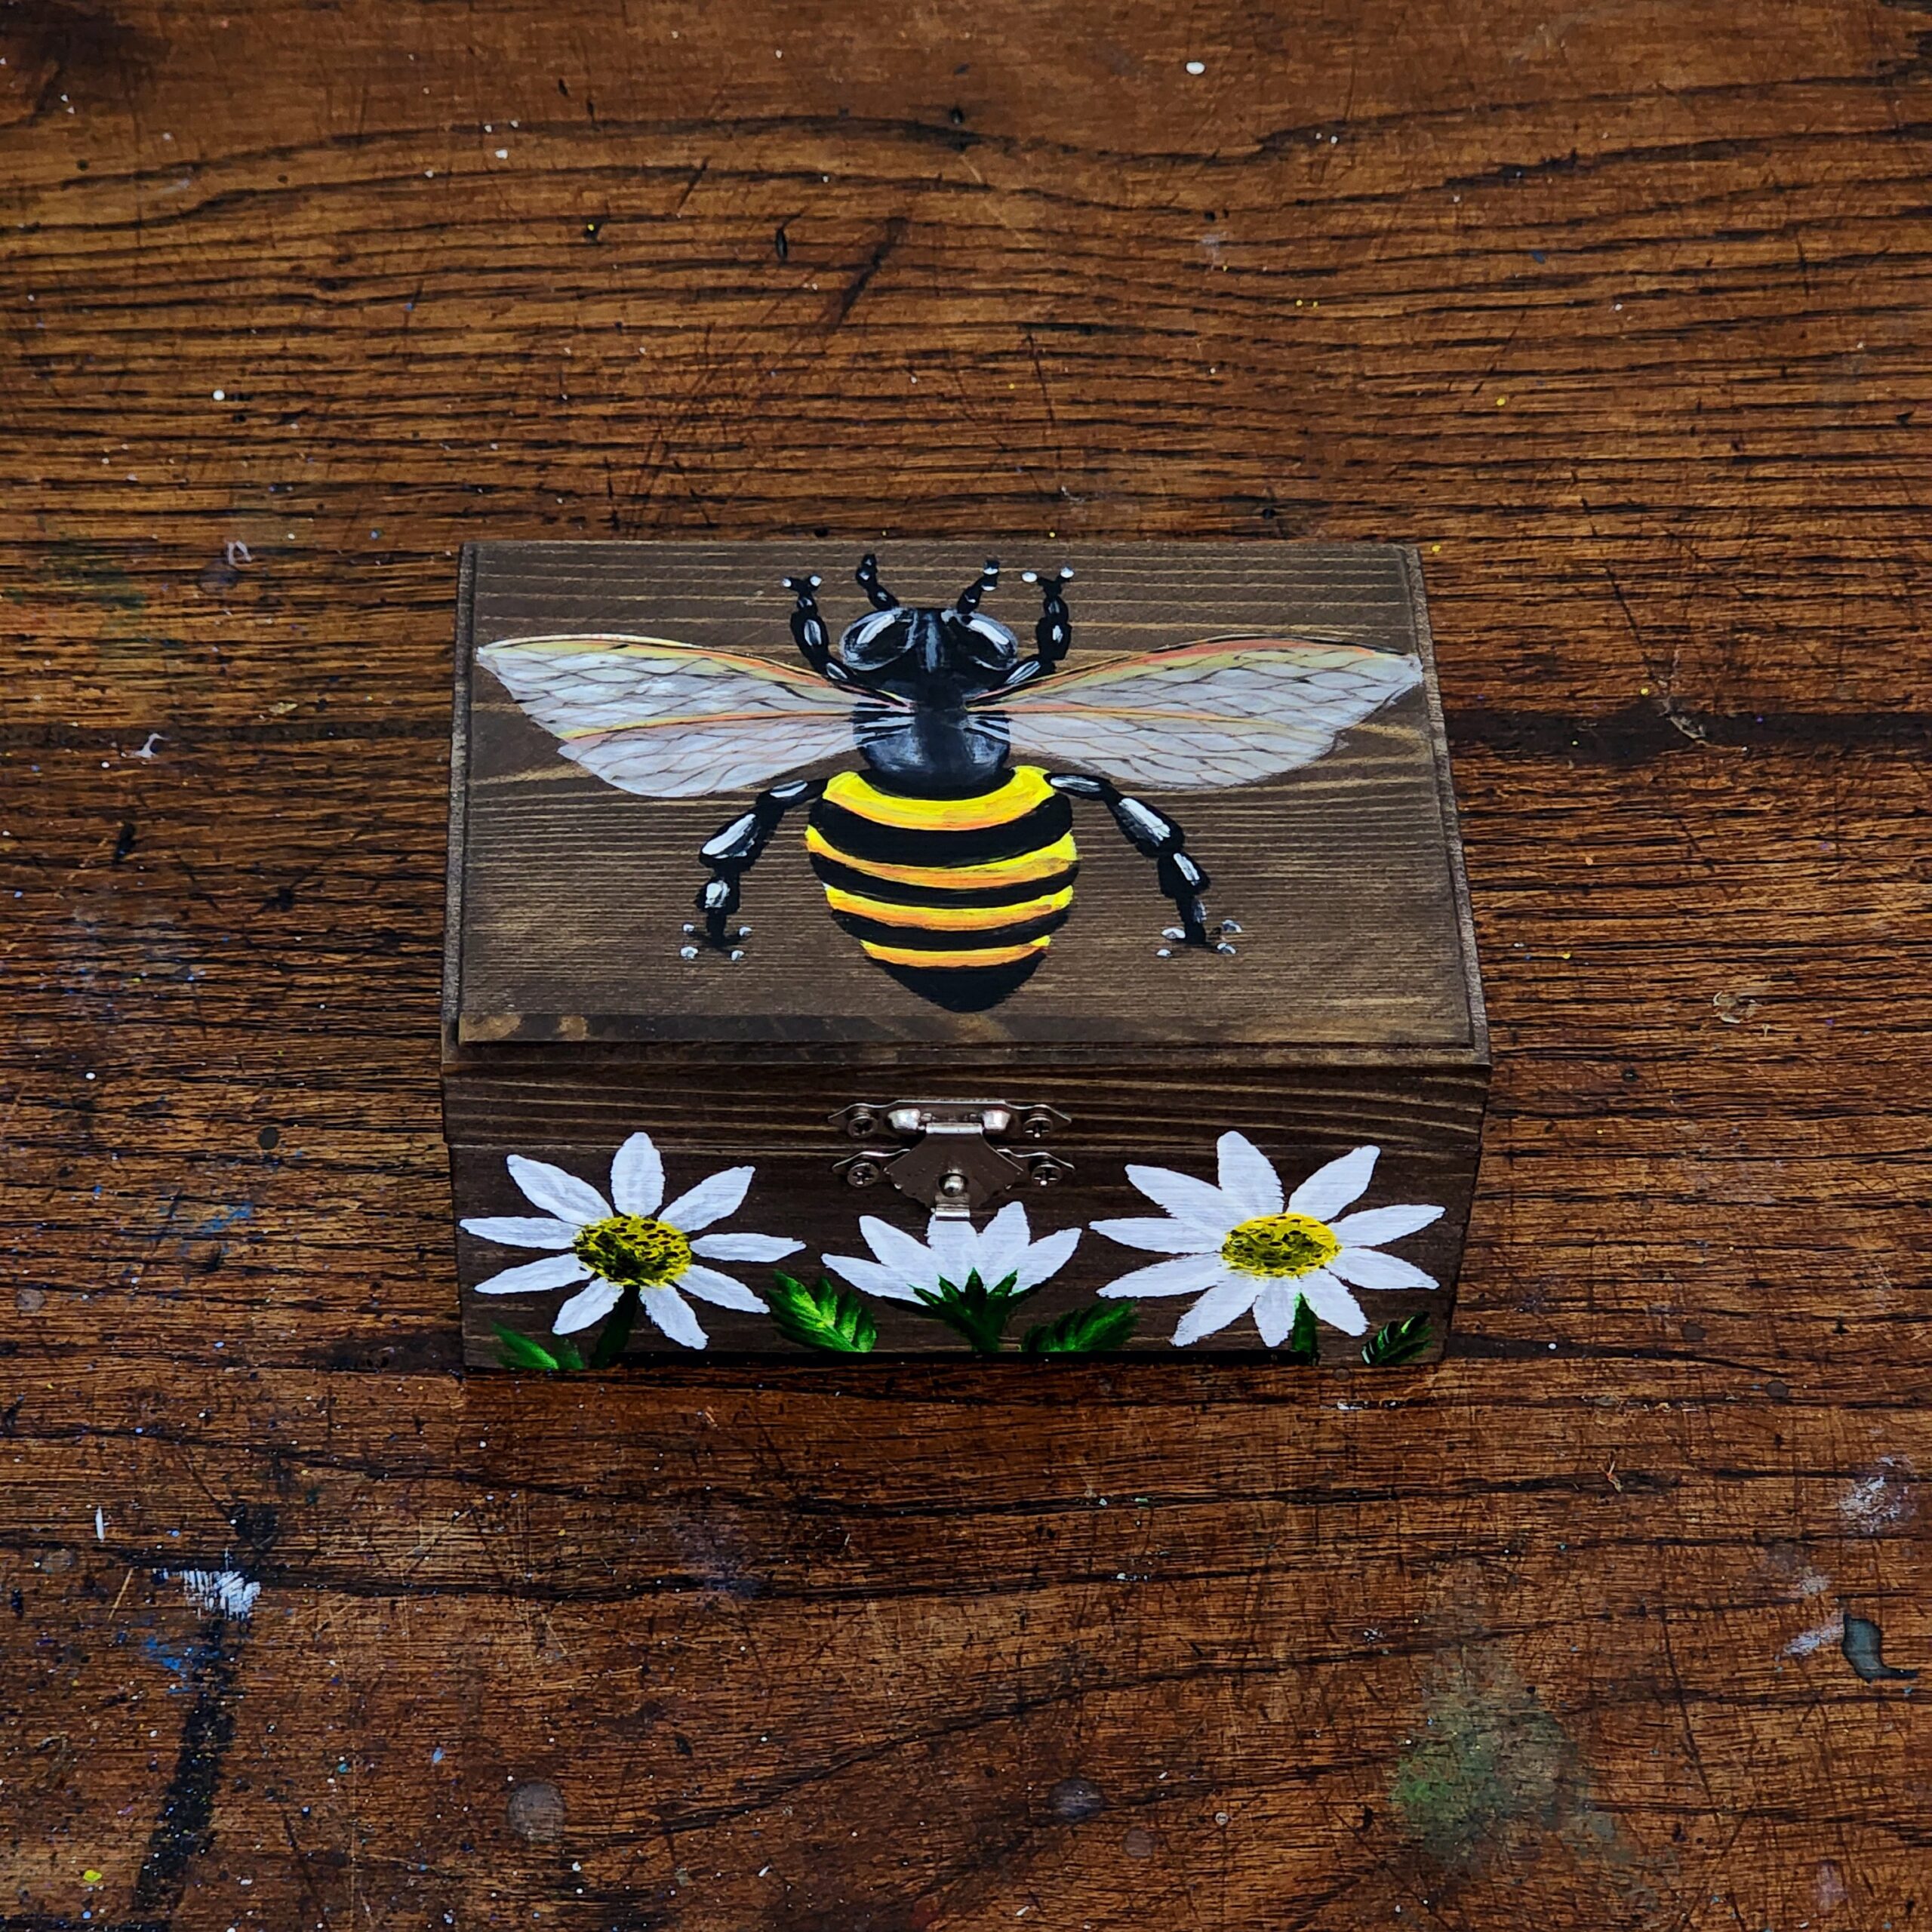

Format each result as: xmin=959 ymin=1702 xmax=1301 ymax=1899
xmin=955 ymin=557 xmax=1001 ymax=615
xmin=854 ymin=552 xmax=900 ymax=611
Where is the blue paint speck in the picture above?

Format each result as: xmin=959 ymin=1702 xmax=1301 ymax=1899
xmin=191 ymin=1204 xmax=254 ymax=1237
xmin=432 ymin=1746 xmax=445 ymax=1764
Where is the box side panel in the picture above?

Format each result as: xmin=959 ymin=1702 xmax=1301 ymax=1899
xmin=451 ymin=1063 xmax=1484 ymax=1369
xmin=1401 ymin=544 xmax=1490 ymax=1063
xmin=441 ymin=546 xmax=478 ymax=1058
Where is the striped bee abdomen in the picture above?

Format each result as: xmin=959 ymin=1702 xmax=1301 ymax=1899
xmin=806 ymin=766 xmax=1078 ymax=1011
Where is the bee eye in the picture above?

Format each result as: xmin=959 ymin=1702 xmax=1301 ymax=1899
xmin=958 ymin=613 xmax=1018 ymax=666
xmin=838 ymin=608 xmax=914 ymax=669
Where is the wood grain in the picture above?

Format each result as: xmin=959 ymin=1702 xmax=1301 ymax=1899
xmin=3 ymin=0 xmax=1930 ymax=1922
xmin=448 ymin=539 xmax=1484 ymax=1358
xmin=455 ymin=540 xmax=1480 ymax=1048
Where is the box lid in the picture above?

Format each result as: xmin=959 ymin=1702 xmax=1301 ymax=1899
xmin=445 ymin=541 xmax=1484 ymax=1060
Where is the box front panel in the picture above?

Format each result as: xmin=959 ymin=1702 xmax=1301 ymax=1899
xmin=451 ymin=1070 xmax=1483 ymax=1368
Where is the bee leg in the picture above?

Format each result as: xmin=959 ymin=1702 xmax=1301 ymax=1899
xmin=786 ymin=573 xmax=857 ymax=690
xmin=990 ymin=566 xmax=1075 ymax=695
xmin=1049 ymin=773 xmax=1234 ymax=955
xmin=1023 ymin=566 xmax=1073 ymax=674
xmin=686 ymin=780 xmax=820 ymax=961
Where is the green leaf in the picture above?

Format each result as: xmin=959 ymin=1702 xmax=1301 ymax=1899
xmin=764 ymin=1272 xmax=878 ymax=1354
xmin=910 ymin=1269 xmax=1028 ymax=1355
xmin=589 ymin=1286 xmax=641 ymax=1369
xmin=1361 ymin=1312 xmax=1433 ymax=1367
xmin=1023 ymin=1301 xmax=1138 ymax=1356
xmin=551 ymin=1337 xmax=586 ymax=1372
xmin=493 ymin=1322 xmax=561 ymax=1372
xmin=1282 ymin=1294 xmax=1320 ymax=1366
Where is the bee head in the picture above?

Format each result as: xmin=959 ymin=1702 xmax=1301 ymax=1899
xmin=835 ymin=555 xmax=1018 ymax=695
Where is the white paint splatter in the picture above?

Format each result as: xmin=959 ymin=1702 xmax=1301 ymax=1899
xmin=1783 ymin=1612 xmax=1842 ymax=1659
xmin=94 ymin=1507 xmax=106 ymax=1542
xmin=173 ymin=1568 xmax=260 ymax=1618
xmin=1840 ymin=1460 xmax=1914 ymax=1534
xmin=1184 ymin=59 xmax=1206 ymax=75
xmin=131 ymin=732 xmax=164 ymax=759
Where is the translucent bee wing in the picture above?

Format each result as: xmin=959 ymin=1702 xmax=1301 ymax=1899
xmin=983 ymin=637 xmax=1423 ymax=791
xmin=478 ymin=634 xmax=900 ymax=799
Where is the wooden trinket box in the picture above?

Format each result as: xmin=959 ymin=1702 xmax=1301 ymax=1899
xmin=443 ymin=542 xmax=1487 ymax=1367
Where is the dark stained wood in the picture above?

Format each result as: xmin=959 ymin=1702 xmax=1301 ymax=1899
xmin=447 ymin=538 xmax=1486 ymax=1361
xmin=454 ymin=1132 xmax=1478 ymax=1368
xmin=455 ymin=540 xmax=1480 ymax=1050
xmin=4 ymin=0 xmax=1932 ymax=1921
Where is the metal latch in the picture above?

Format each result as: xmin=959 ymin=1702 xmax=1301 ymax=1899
xmin=831 ymin=1100 xmax=1072 ymax=1218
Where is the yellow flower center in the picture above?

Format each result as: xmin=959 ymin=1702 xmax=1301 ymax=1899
xmin=1220 ymin=1212 xmax=1340 ymax=1278
xmin=572 ymin=1215 xmax=692 ymax=1287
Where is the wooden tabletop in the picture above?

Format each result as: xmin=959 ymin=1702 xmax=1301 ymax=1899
xmin=3 ymin=3 xmax=1927 ymax=1927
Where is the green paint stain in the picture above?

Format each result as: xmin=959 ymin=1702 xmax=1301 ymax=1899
xmin=45 ymin=547 xmax=147 ymax=614
xmin=1390 ymin=1675 xmax=1574 ymax=1868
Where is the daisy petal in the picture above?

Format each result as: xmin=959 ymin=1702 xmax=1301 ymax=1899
xmin=974 ymin=1201 xmax=1032 ymax=1287
xmin=552 ymin=1276 xmax=620 ymax=1332
xmin=641 ymin=1286 xmax=707 ymax=1349
xmin=460 ymin=1215 xmax=578 ymax=1251
xmin=1125 ymin=1162 xmax=1235 ymax=1235
xmin=1013 ymin=1224 xmax=1079 ymax=1291
xmin=1097 ymin=1251 xmax=1229 ymax=1300
xmin=1172 ymin=1276 xmax=1262 ymax=1346
xmin=823 ymin=1253 xmax=922 ymax=1303
xmin=660 ymin=1166 xmax=752 ymax=1235
xmin=678 ymin=1264 xmax=764 ymax=1312
xmin=1217 ymin=1132 xmax=1284 ymax=1219
xmin=1329 ymin=1246 xmax=1438 ymax=1293
xmin=926 ymin=1216 xmax=979 ymax=1287
xmin=475 ymin=1253 xmax=589 ymax=1297
xmin=1297 ymin=1266 xmax=1368 ymax=1336
xmin=608 ymin=1132 xmax=665 ymax=1217
xmin=1091 ymin=1216 xmax=1217 ymax=1255
xmin=1287 ymin=1145 xmax=1379 ymax=1221
xmin=1329 ymin=1202 xmax=1444 ymax=1246
xmin=691 ymin=1232 xmax=802 ymax=1263
xmin=506 ymin=1155 xmax=610 ymax=1225
xmin=1254 ymin=1282 xmax=1298 ymax=1348
xmin=857 ymin=1214 xmax=939 ymax=1284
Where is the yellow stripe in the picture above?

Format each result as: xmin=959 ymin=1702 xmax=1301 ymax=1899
xmin=823 ymin=766 xmax=1054 ymax=831
xmin=824 ymin=884 xmax=1074 ymax=932
xmin=860 ymin=936 xmax=1052 ymax=969
xmin=806 ymin=825 xmax=1077 ymax=890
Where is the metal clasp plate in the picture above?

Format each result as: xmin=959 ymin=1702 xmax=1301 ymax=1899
xmin=830 ymin=1100 xmax=1072 ymax=1218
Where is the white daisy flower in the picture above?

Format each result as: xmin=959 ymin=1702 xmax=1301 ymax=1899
xmin=822 ymin=1199 xmax=1081 ymax=1304
xmin=1092 ymin=1136 xmax=1441 ymax=1348
xmin=461 ymin=1131 xmax=802 ymax=1350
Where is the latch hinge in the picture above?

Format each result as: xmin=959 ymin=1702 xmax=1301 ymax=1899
xmin=830 ymin=1100 xmax=1072 ymax=1219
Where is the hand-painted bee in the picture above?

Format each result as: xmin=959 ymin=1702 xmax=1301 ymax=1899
xmin=478 ymin=554 xmax=1421 ymax=1011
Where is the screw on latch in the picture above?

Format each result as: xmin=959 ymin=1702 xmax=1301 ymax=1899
xmin=827 ymin=1101 xmax=1072 ymax=1215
